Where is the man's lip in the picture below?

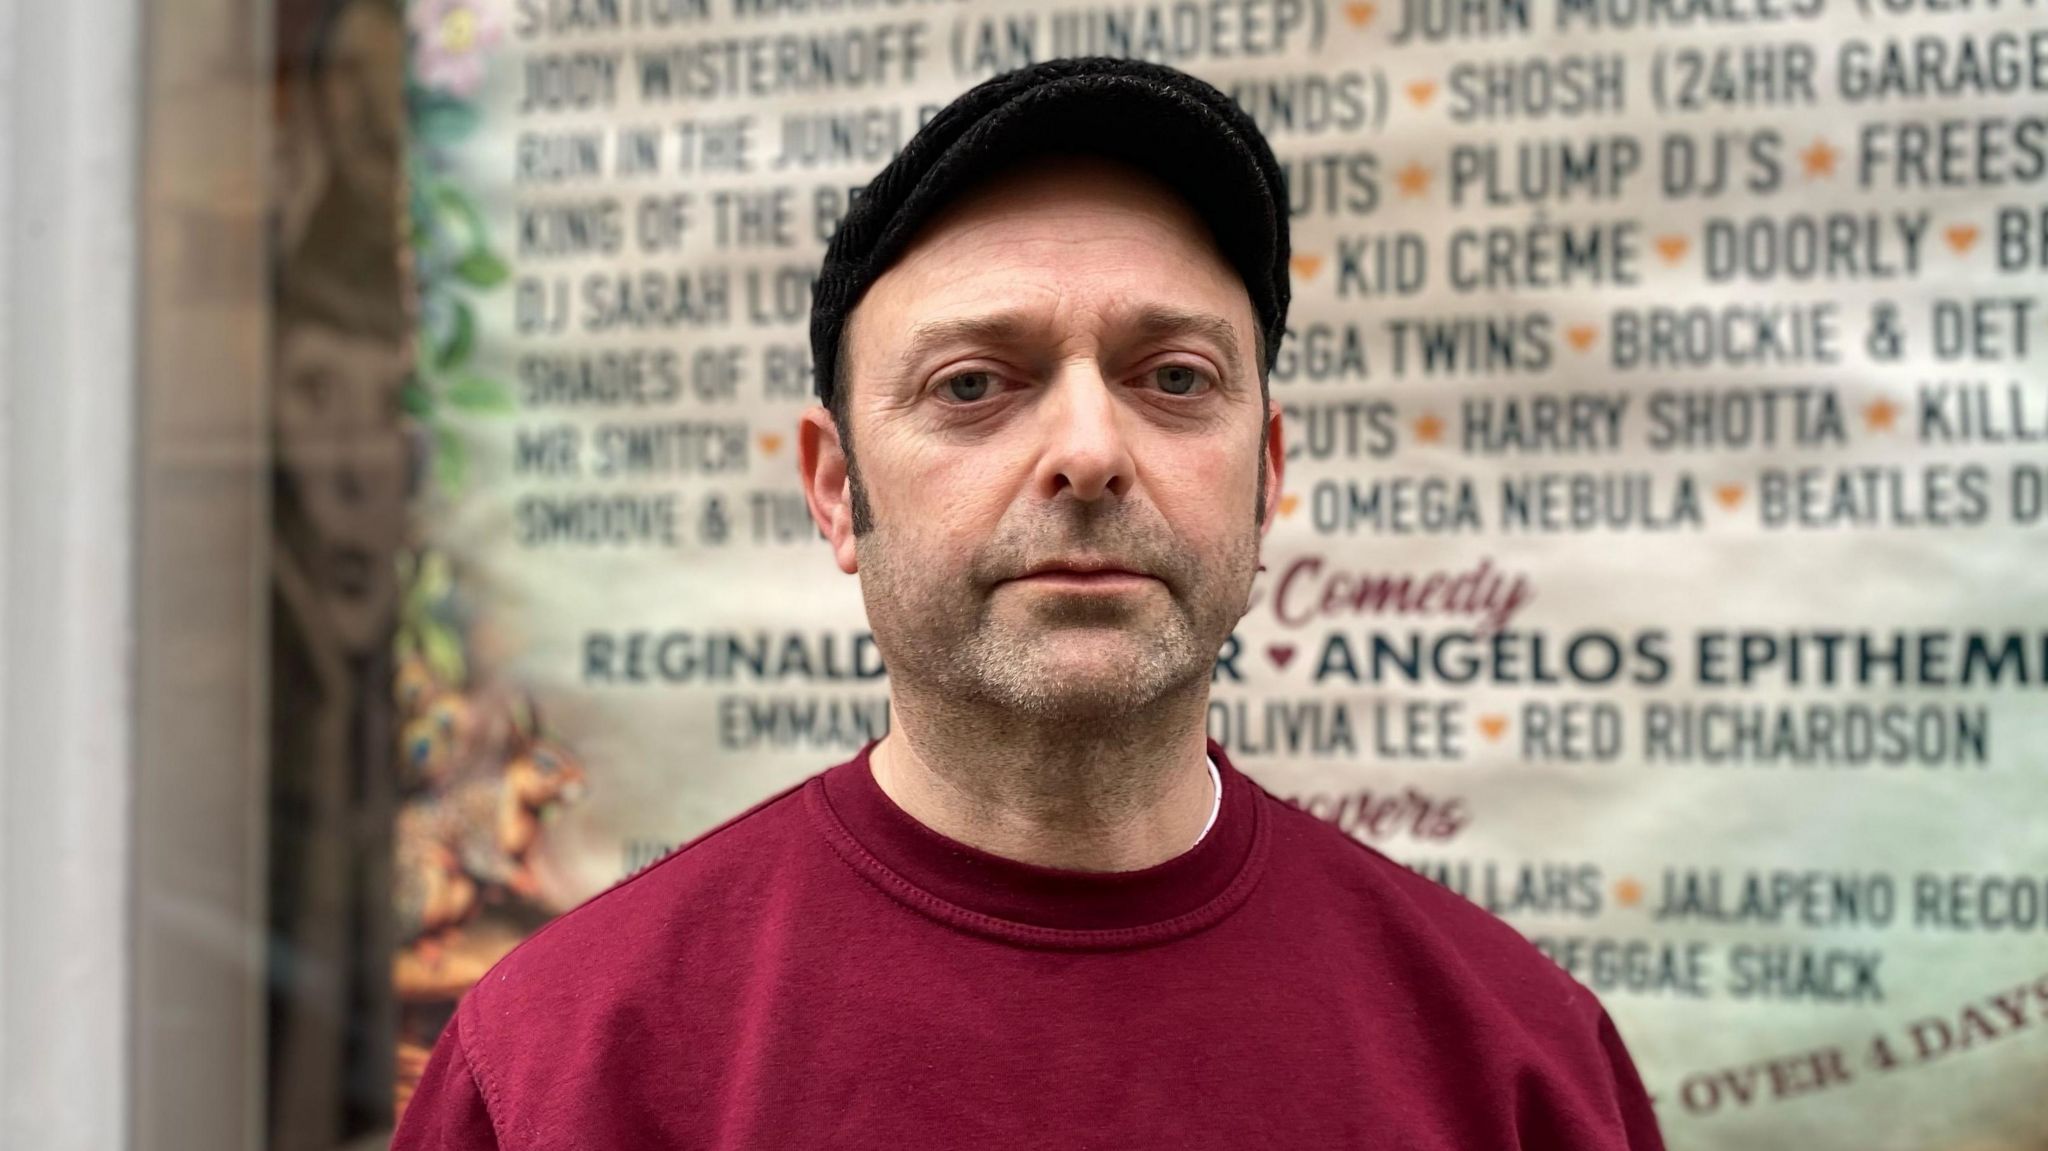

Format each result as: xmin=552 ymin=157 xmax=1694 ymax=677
xmin=1006 ymin=566 xmax=1156 ymax=586
xmin=1014 ymin=563 xmax=1148 ymax=579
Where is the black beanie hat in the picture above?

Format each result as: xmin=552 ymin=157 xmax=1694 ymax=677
xmin=808 ymin=56 xmax=1292 ymax=408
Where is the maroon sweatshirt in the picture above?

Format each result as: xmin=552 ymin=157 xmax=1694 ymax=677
xmin=394 ymin=740 xmax=1664 ymax=1150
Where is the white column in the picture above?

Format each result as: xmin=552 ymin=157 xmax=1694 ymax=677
xmin=0 ymin=2 xmax=143 ymax=1151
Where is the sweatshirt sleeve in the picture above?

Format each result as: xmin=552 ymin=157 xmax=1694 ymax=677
xmin=1595 ymin=1008 xmax=1667 ymax=1151
xmin=391 ymin=1011 xmax=502 ymax=1151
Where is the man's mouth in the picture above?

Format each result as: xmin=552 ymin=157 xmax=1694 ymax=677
xmin=1008 ymin=560 xmax=1156 ymax=591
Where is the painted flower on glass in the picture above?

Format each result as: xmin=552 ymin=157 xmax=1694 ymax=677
xmin=409 ymin=0 xmax=504 ymax=98
xmin=403 ymin=0 xmax=513 ymax=495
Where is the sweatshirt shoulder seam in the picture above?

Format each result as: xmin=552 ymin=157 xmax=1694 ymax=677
xmin=454 ymin=1000 xmax=512 ymax=1150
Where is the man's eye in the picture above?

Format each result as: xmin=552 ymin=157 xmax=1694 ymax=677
xmin=940 ymin=372 xmax=996 ymax=403
xmin=1151 ymin=365 xmax=1208 ymax=396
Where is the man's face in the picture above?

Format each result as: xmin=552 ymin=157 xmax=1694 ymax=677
xmin=799 ymin=155 xmax=1284 ymax=721
xmin=275 ymin=319 xmax=409 ymax=653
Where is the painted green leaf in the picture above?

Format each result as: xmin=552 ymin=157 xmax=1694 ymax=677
xmin=400 ymin=378 xmax=436 ymax=417
xmin=455 ymin=248 xmax=510 ymax=289
xmin=406 ymin=180 xmax=434 ymax=247
xmin=447 ymin=376 xmax=515 ymax=414
xmin=397 ymin=553 xmax=429 ymax=618
xmin=418 ymin=618 xmax=467 ymax=687
xmin=433 ymin=185 xmax=487 ymax=250
xmin=436 ymin=302 xmax=475 ymax=370
xmin=414 ymin=94 xmax=479 ymax=146
xmin=434 ymin=424 xmax=469 ymax=493
xmin=420 ymin=551 xmax=453 ymax=602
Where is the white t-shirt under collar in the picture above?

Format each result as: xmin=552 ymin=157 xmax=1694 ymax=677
xmin=1191 ymin=755 xmax=1222 ymax=849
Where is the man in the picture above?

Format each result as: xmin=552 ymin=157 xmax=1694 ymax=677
xmin=394 ymin=57 xmax=1665 ymax=1149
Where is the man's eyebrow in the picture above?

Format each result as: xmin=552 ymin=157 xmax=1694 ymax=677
xmin=1125 ymin=306 xmax=1245 ymax=384
xmin=892 ymin=314 xmax=1039 ymax=385
xmin=890 ymin=306 xmax=1247 ymax=385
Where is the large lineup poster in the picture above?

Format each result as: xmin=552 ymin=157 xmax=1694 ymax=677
xmin=391 ymin=0 xmax=2048 ymax=1142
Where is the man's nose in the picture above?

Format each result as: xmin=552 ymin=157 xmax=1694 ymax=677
xmin=1034 ymin=363 xmax=1135 ymax=503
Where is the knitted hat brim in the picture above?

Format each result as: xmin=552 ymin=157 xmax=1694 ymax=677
xmin=809 ymin=57 xmax=1291 ymax=409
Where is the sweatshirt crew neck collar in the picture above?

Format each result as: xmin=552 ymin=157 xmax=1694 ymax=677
xmin=806 ymin=739 xmax=1268 ymax=949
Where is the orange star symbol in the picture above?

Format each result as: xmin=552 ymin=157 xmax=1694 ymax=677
xmin=1278 ymin=494 xmax=1301 ymax=519
xmin=1864 ymin=398 xmax=1898 ymax=432
xmin=1477 ymin=714 xmax=1508 ymax=741
xmin=1715 ymin=483 xmax=1746 ymax=510
xmin=757 ymin=433 xmax=784 ymax=456
xmin=1290 ymin=253 xmax=1324 ymax=280
xmin=1802 ymin=138 xmax=1838 ymax=179
xmin=1614 ymin=878 xmax=1644 ymax=908
xmin=1413 ymin=413 xmax=1445 ymax=444
xmin=1406 ymin=80 xmax=1437 ymax=108
xmin=1396 ymin=162 xmax=1433 ymax=198
xmin=1344 ymin=1 xmax=1376 ymax=27
xmin=1565 ymin=325 xmax=1597 ymax=352
xmin=1945 ymin=225 xmax=1980 ymax=255
xmin=1654 ymin=234 xmax=1690 ymax=264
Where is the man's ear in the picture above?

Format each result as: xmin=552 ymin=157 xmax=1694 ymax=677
xmin=797 ymin=404 xmax=860 ymax=574
xmin=1259 ymin=401 xmax=1285 ymax=537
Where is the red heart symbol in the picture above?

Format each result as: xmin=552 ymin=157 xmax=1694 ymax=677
xmin=1267 ymin=644 xmax=1296 ymax=670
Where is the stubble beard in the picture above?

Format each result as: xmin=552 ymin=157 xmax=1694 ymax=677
xmin=857 ymin=493 xmax=1259 ymax=728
